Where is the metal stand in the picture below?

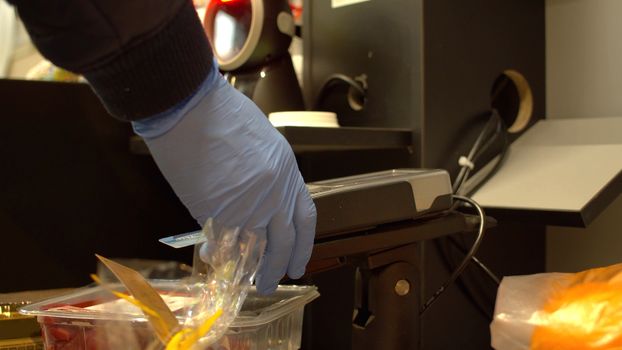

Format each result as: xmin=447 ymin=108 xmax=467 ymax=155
xmin=307 ymin=211 xmax=490 ymax=350
xmin=351 ymin=244 xmax=420 ymax=350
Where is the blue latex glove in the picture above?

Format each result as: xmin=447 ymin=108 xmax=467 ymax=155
xmin=132 ymin=65 xmax=316 ymax=294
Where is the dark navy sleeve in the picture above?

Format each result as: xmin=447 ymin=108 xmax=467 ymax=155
xmin=8 ymin=0 xmax=215 ymax=120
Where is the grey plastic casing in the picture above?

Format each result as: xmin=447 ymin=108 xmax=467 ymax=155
xmin=159 ymin=169 xmax=453 ymax=247
xmin=309 ymin=169 xmax=453 ymax=237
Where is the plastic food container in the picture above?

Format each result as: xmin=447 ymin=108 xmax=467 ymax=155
xmin=20 ymin=282 xmax=319 ymax=350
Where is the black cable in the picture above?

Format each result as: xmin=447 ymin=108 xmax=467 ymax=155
xmin=420 ymin=195 xmax=487 ymax=315
xmin=452 ymin=109 xmax=503 ymax=193
xmin=471 ymin=115 xmax=505 ymax=164
xmin=452 ymin=111 xmax=499 ymax=191
xmin=433 ymin=235 xmax=497 ymax=321
xmin=313 ymin=73 xmax=366 ymax=110
xmin=447 ymin=236 xmax=500 ymax=285
xmin=430 ymin=108 xmax=506 ymax=319
xmin=463 ymin=121 xmax=510 ymax=197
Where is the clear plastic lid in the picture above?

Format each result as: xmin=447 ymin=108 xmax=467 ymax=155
xmin=20 ymin=281 xmax=319 ymax=328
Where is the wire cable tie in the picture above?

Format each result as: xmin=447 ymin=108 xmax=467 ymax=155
xmin=458 ymin=156 xmax=475 ymax=170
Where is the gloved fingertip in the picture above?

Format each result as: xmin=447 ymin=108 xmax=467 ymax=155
xmin=289 ymin=267 xmax=306 ymax=280
xmin=256 ymin=279 xmax=278 ymax=295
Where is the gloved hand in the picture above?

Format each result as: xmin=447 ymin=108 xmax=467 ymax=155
xmin=132 ymin=65 xmax=316 ymax=294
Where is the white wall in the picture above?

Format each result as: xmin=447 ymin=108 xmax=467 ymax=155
xmin=546 ymin=0 xmax=622 ymax=272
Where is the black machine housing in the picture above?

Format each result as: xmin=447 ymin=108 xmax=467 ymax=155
xmin=303 ymin=0 xmax=545 ymax=175
xmin=301 ymin=1 xmax=545 ymax=349
xmin=204 ymin=0 xmax=305 ymax=114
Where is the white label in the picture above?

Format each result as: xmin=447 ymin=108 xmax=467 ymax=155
xmin=159 ymin=230 xmax=205 ymax=249
xmin=332 ymin=0 xmax=370 ymax=9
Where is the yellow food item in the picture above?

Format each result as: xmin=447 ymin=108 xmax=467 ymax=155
xmin=531 ymin=264 xmax=622 ymax=350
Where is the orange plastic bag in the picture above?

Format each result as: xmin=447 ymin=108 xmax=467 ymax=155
xmin=491 ymin=263 xmax=622 ymax=350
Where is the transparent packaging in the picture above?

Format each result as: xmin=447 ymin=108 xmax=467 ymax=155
xmin=491 ymin=263 xmax=622 ymax=350
xmin=20 ymin=282 xmax=319 ymax=350
xmin=20 ymin=219 xmax=319 ymax=349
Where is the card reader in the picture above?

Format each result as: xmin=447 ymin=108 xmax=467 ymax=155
xmin=310 ymin=169 xmax=453 ymax=237
xmin=160 ymin=169 xmax=452 ymax=247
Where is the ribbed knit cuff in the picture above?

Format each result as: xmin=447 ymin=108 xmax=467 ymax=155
xmin=83 ymin=1 xmax=213 ymax=121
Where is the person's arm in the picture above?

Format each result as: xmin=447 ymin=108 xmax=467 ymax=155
xmin=9 ymin=0 xmax=210 ymax=120
xmin=9 ymin=0 xmax=316 ymax=294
